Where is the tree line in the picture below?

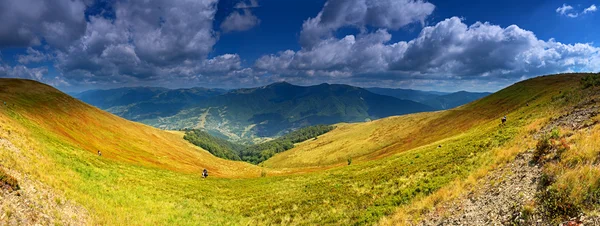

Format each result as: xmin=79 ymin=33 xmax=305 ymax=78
xmin=183 ymin=125 xmax=335 ymax=164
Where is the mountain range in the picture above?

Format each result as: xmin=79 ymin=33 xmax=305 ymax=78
xmin=74 ymin=82 xmax=488 ymax=142
xmin=365 ymin=88 xmax=491 ymax=110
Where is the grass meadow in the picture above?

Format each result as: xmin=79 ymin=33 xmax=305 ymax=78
xmin=1 ymin=74 xmax=598 ymax=225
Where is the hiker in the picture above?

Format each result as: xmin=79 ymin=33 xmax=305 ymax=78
xmin=97 ymin=150 xmax=102 ymax=156
xmin=501 ymin=116 xmax=507 ymax=125
xmin=202 ymin=169 xmax=208 ymax=178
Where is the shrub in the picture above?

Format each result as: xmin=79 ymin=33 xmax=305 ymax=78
xmin=556 ymin=138 xmax=570 ymax=155
xmin=538 ymin=187 xmax=580 ymax=222
xmin=533 ymin=133 xmax=569 ymax=164
xmin=0 ymin=168 xmax=20 ymax=191
xmin=581 ymin=74 xmax=600 ymax=89
xmin=533 ymin=135 xmax=552 ymax=163
xmin=550 ymin=128 xmax=560 ymax=139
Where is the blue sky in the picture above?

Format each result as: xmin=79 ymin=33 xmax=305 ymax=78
xmin=214 ymin=0 xmax=599 ymax=65
xmin=0 ymin=0 xmax=599 ymax=92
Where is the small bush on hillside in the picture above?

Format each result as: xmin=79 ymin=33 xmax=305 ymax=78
xmin=538 ymin=187 xmax=580 ymax=222
xmin=0 ymin=168 xmax=20 ymax=191
xmin=533 ymin=133 xmax=570 ymax=164
xmin=581 ymin=74 xmax=600 ymax=89
xmin=550 ymin=128 xmax=560 ymax=139
xmin=533 ymin=136 xmax=552 ymax=163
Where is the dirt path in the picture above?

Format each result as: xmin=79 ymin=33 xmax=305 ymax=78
xmin=420 ymin=151 xmax=542 ymax=225
xmin=420 ymin=96 xmax=600 ymax=226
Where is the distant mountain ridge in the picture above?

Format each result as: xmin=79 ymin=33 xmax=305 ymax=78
xmin=423 ymin=91 xmax=491 ymax=110
xmin=366 ymin=87 xmax=491 ymax=110
xmin=74 ymin=87 xmax=228 ymax=121
xmin=74 ymin=82 xmax=434 ymax=142
xmin=365 ymin=88 xmax=447 ymax=103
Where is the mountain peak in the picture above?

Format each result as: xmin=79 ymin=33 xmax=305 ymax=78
xmin=267 ymin=81 xmax=292 ymax=87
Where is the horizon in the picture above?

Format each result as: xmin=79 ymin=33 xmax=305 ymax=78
xmin=1 ymin=0 xmax=599 ymax=92
xmin=68 ymin=79 xmax=494 ymax=94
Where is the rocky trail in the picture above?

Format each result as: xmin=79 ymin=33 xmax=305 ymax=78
xmin=420 ymin=96 xmax=600 ymax=226
xmin=419 ymin=150 xmax=542 ymax=225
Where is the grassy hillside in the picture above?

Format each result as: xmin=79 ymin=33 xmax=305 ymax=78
xmin=1 ymin=74 xmax=598 ymax=225
xmin=264 ymin=75 xmax=553 ymax=168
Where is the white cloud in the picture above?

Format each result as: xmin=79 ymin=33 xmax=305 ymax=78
xmin=54 ymin=0 xmax=237 ymax=85
xmin=299 ymin=0 xmax=435 ymax=48
xmin=584 ymin=4 xmax=597 ymax=14
xmin=221 ymin=0 xmax=261 ymax=33
xmin=556 ymin=4 xmax=574 ymax=15
xmin=0 ymin=63 xmax=67 ymax=87
xmin=17 ymin=47 xmax=51 ymax=64
xmin=0 ymin=0 xmax=88 ymax=48
xmin=220 ymin=9 xmax=260 ymax=33
xmin=557 ymin=4 xmax=597 ymax=17
xmin=255 ymin=17 xmax=600 ymax=90
xmin=0 ymin=65 xmax=47 ymax=81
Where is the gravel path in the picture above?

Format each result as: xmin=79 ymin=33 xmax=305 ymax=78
xmin=420 ymin=96 xmax=600 ymax=226
xmin=420 ymin=151 xmax=542 ymax=226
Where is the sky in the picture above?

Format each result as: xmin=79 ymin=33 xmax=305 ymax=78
xmin=0 ymin=0 xmax=599 ymax=92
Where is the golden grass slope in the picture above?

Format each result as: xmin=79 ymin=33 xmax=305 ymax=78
xmin=0 ymin=79 xmax=260 ymax=178
xmin=262 ymin=112 xmax=441 ymax=168
xmin=0 ymin=74 xmax=592 ymax=225
xmin=265 ymin=74 xmax=576 ymax=169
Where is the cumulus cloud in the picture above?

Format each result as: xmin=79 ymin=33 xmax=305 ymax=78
xmin=0 ymin=62 xmax=68 ymax=87
xmin=54 ymin=0 xmax=244 ymax=86
xmin=220 ymin=10 xmax=260 ymax=33
xmin=256 ymin=29 xmax=395 ymax=76
xmin=584 ymin=4 xmax=597 ymax=14
xmin=255 ymin=17 xmax=600 ymax=90
xmin=300 ymin=0 xmax=435 ymax=48
xmin=221 ymin=0 xmax=260 ymax=33
xmin=0 ymin=0 xmax=87 ymax=48
xmin=557 ymin=4 xmax=597 ymax=17
xmin=17 ymin=47 xmax=51 ymax=64
xmin=0 ymin=65 xmax=47 ymax=81
xmin=389 ymin=17 xmax=600 ymax=78
xmin=556 ymin=4 xmax=574 ymax=15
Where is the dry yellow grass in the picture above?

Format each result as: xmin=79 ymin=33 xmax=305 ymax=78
xmin=0 ymin=79 xmax=263 ymax=178
xmin=0 ymin=74 xmax=594 ymax=225
xmin=264 ymin=74 xmax=579 ymax=169
xmin=263 ymin=112 xmax=441 ymax=168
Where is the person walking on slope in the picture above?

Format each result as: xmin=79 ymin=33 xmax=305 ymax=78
xmin=501 ymin=115 xmax=507 ymax=125
xmin=202 ymin=169 xmax=208 ymax=179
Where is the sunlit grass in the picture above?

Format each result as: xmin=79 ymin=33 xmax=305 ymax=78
xmin=0 ymin=74 xmax=595 ymax=225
